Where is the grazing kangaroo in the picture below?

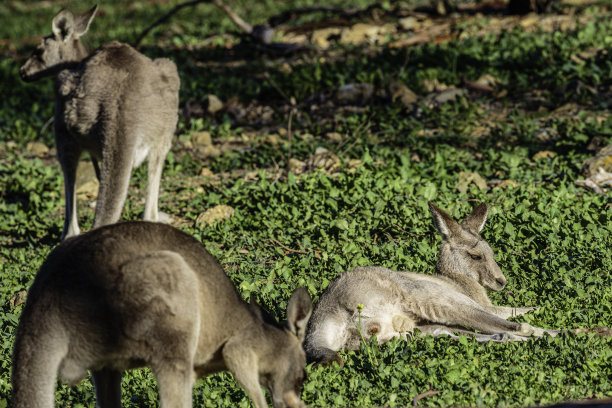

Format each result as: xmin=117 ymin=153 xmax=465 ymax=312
xmin=19 ymin=6 xmax=180 ymax=239
xmin=12 ymin=222 xmax=312 ymax=408
xmin=304 ymin=202 xmax=559 ymax=365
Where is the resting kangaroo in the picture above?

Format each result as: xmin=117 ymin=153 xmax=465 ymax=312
xmin=304 ymin=202 xmax=559 ymax=365
xmin=12 ymin=222 xmax=312 ymax=408
xmin=19 ymin=6 xmax=180 ymax=239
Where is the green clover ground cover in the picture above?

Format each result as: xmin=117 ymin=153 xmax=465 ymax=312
xmin=1 ymin=1 xmax=611 ymax=407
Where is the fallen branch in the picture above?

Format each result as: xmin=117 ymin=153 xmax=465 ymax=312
xmin=134 ymin=0 xmax=274 ymax=48
xmin=269 ymin=238 xmax=308 ymax=255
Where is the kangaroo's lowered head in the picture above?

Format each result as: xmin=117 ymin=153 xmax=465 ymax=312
xmin=429 ymin=201 xmax=507 ymax=292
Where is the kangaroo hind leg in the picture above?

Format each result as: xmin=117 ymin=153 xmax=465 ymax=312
xmin=12 ymin=322 xmax=69 ymax=408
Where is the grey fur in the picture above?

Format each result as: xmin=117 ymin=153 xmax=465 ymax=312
xmin=12 ymin=222 xmax=312 ymax=408
xmin=19 ymin=6 xmax=180 ymax=239
xmin=304 ymin=202 xmax=558 ymax=365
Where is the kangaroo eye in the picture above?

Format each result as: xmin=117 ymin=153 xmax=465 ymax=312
xmin=469 ymin=253 xmax=482 ymax=260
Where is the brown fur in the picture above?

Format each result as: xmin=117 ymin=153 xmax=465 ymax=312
xmin=304 ymin=202 xmax=559 ymax=365
xmin=19 ymin=6 xmax=180 ymax=239
xmin=12 ymin=222 xmax=312 ymax=408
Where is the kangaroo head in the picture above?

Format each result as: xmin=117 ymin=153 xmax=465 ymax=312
xmin=251 ymin=288 xmax=312 ymax=408
xmin=19 ymin=5 xmax=97 ymax=82
xmin=428 ymin=201 xmax=507 ymax=292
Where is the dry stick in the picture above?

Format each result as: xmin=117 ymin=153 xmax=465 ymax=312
xmin=134 ymin=0 xmax=254 ymax=48
xmin=269 ymin=238 xmax=308 ymax=255
xmin=134 ymin=0 xmax=211 ymax=47
xmin=213 ymin=0 xmax=252 ymax=34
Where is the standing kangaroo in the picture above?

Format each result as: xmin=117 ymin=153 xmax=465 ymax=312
xmin=19 ymin=6 xmax=180 ymax=239
xmin=304 ymin=202 xmax=559 ymax=365
xmin=12 ymin=222 xmax=312 ymax=408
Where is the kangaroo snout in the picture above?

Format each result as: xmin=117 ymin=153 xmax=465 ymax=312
xmin=495 ymin=277 xmax=507 ymax=289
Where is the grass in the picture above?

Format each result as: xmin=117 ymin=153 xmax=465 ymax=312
xmin=1 ymin=0 xmax=611 ymax=406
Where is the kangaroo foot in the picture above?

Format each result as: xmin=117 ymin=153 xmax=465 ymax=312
xmin=392 ymin=315 xmax=415 ymax=333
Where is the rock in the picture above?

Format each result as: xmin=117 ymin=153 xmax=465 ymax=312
xmin=288 ymin=158 xmax=306 ymax=174
xmin=9 ymin=290 xmax=27 ymax=308
xmin=398 ymin=16 xmax=419 ymax=30
xmin=336 ymin=83 xmax=374 ymax=104
xmin=533 ymin=150 xmax=556 ymax=160
xmin=200 ymin=167 xmax=215 ymax=178
xmin=326 ymin=132 xmax=343 ymax=142
xmin=339 ymin=23 xmax=380 ymax=45
xmin=422 ymin=78 xmax=447 ymax=93
xmin=25 ymin=141 xmax=49 ymax=156
xmin=389 ymin=81 xmax=418 ymax=107
xmin=309 ymin=147 xmax=340 ymax=172
xmin=457 ymin=172 xmax=488 ymax=193
xmin=263 ymin=134 xmax=281 ymax=145
xmin=192 ymin=131 xmax=212 ymax=147
xmin=584 ymin=144 xmax=612 ymax=176
xmin=476 ymin=74 xmax=499 ymax=89
xmin=311 ymin=27 xmax=341 ymax=48
xmin=575 ymin=168 xmax=612 ymax=194
xmin=75 ymin=161 xmax=99 ymax=198
xmin=533 ymin=128 xmax=559 ymax=142
xmin=196 ymin=205 xmax=235 ymax=227
xmin=423 ymin=87 xmax=466 ymax=108
xmin=203 ymin=94 xmax=223 ymax=114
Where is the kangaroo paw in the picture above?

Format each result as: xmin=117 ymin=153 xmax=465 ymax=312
xmin=392 ymin=315 xmax=415 ymax=333
xmin=514 ymin=306 xmax=538 ymax=316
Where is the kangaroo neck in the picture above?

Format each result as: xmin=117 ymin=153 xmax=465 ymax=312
xmin=435 ymin=266 xmax=492 ymax=307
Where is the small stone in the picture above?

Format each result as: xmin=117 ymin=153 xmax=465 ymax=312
xmin=288 ymin=158 xmax=306 ymax=174
xmin=389 ymin=81 xmax=418 ymax=107
xmin=326 ymin=132 xmax=343 ymax=142
xmin=26 ymin=141 xmax=49 ymax=156
xmin=196 ymin=205 xmax=235 ymax=227
xmin=399 ymin=16 xmax=419 ymax=30
xmin=203 ymin=94 xmax=224 ymax=114
xmin=532 ymin=150 xmax=556 ymax=160
xmin=336 ymin=83 xmax=374 ymax=104
xmin=192 ymin=131 xmax=212 ymax=147
xmin=76 ymin=161 xmax=99 ymax=198
xmin=339 ymin=23 xmax=380 ymax=45
xmin=311 ymin=27 xmax=341 ymax=48
xmin=9 ymin=290 xmax=27 ymax=308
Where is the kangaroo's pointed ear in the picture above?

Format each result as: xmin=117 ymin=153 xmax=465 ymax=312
xmin=428 ymin=202 xmax=461 ymax=239
xmin=462 ymin=202 xmax=488 ymax=234
xmin=52 ymin=9 xmax=75 ymax=42
xmin=286 ymin=288 xmax=312 ymax=343
xmin=74 ymin=5 xmax=98 ymax=37
xmin=250 ymin=296 xmax=263 ymax=321
xmin=250 ymin=297 xmax=278 ymax=326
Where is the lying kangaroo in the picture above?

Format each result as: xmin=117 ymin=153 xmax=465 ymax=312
xmin=19 ymin=6 xmax=180 ymax=239
xmin=12 ymin=222 xmax=312 ymax=408
xmin=304 ymin=202 xmax=559 ymax=365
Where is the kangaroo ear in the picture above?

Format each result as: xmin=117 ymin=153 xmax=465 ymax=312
xmin=74 ymin=5 xmax=98 ymax=37
xmin=250 ymin=297 xmax=278 ymax=326
xmin=52 ymin=9 xmax=75 ymax=42
xmin=286 ymin=288 xmax=312 ymax=343
xmin=462 ymin=202 xmax=488 ymax=234
xmin=428 ymin=202 xmax=461 ymax=239
xmin=250 ymin=296 xmax=263 ymax=321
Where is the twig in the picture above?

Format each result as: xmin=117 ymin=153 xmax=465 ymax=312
xmin=413 ymin=390 xmax=440 ymax=407
xmin=134 ymin=0 xmax=211 ymax=47
xmin=134 ymin=0 xmax=268 ymax=48
xmin=269 ymin=238 xmax=308 ymax=254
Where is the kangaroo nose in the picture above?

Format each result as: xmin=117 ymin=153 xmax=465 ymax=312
xmin=496 ymin=278 xmax=506 ymax=288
